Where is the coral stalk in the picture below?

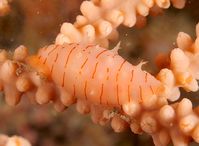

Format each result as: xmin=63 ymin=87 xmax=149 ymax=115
xmin=56 ymin=0 xmax=186 ymax=47
xmin=157 ymin=23 xmax=199 ymax=102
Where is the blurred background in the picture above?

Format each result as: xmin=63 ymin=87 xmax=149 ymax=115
xmin=0 ymin=0 xmax=199 ymax=146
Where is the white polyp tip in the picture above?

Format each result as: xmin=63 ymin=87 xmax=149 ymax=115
xmin=167 ymin=87 xmax=180 ymax=102
xmin=16 ymin=77 xmax=30 ymax=92
xmin=157 ymin=68 xmax=175 ymax=86
xmin=177 ymin=32 xmax=192 ymax=48
xmin=130 ymin=122 xmax=142 ymax=134
xmin=171 ymin=48 xmax=190 ymax=71
xmin=76 ymin=100 xmax=90 ymax=114
xmin=156 ymin=0 xmax=170 ymax=8
xmin=60 ymin=94 xmax=75 ymax=107
xmin=55 ymin=34 xmax=71 ymax=45
xmin=144 ymin=0 xmax=154 ymax=8
xmin=60 ymin=23 xmax=72 ymax=33
xmin=1 ymin=61 xmax=17 ymax=82
xmin=35 ymin=86 xmax=53 ymax=105
xmin=122 ymin=102 xmax=141 ymax=117
xmin=179 ymin=115 xmax=197 ymax=134
xmin=141 ymin=115 xmax=158 ymax=134
xmin=111 ymin=116 xmax=127 ymax=133
xmin=82 ymin=25 xmax=95 ymax=41
xmin=137 ymin=4 xmax=149 ymax=17
xmin=183 ymin=77 xmax=199 ymax=92
xmin=76 ymin=15 xmax=88 ymax=26
xmin=123 ymin=17 xmax=136 ymax=28
xmin=171 ymin=0 xmax=186 ymax=9
xmin=115 ymin=14 xmax=124 ymax=24
xmin=98 ymin=21 xmax=113 ymax=37
xmin=159 ymin=105 xmax=175 ymax=123
xmin=171 ymin=48 xmax=185 ymax=59
xmin=13 ymin=45 xmax=28 ymax=61
xmin=177 ymin=98 xmax=193 ymax=117
xmin=80 ymin=1 xmax=100 ymax=21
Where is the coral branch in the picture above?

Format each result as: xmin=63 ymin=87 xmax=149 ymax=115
xmin=0 ymin=46 xmax=66 ymax=111
xmin=157 ymin=23 xmax=199 ymax=101
xmin=55 ymin=0 xmax=186 ymax=47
